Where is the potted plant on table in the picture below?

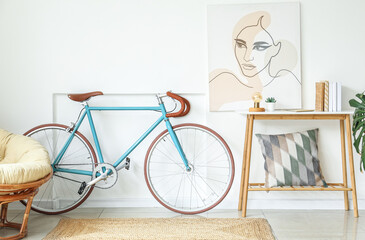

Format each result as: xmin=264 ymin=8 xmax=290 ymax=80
xmin=349 ymin=92 xmax=365 ymax=171
xmin=265 ymin=97 xmax=276 ymax=112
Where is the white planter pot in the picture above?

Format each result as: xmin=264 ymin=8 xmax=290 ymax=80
xmin=266 ymin=102 xmax=276 ymax=112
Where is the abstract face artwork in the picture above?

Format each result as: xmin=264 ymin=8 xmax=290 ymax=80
xmin=208 ymin=3 xmax=301 ymax=111
xmin=234 ymin=16 xmax=280 ymax=78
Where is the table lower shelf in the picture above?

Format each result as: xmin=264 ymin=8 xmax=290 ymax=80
xmin=248 ymin=183 xmax=352 ymax=191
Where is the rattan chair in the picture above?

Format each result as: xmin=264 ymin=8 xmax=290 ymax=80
xmin=0 ymin=129 xmax=52 ymax=240
xmin=0 ymin=174 xmax=51 ymax=240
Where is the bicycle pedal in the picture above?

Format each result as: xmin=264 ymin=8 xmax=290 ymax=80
xmin=78 ymin=181 xmax=87 ymax=195
xmin=125 ymin=157 xmax=130 ymax=170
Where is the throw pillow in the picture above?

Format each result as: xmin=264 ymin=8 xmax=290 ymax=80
xmin=256 ymin=129 xmax=327 ymax=188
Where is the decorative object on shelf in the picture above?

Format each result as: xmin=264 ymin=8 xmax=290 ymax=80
xmin=323 ymin=81 xmax=329 ymax=111
xmin=265 ymin=97 xmax=276 ymax=112
xmin=316 ymin=81 xmax=341 ymax=112
xmin=249 ymin=92 xmax=265 ymax=112
xmin=208 ymin=2 xmax=302 ymax=111
xmin=256 ymin=129 xmax=327 ymax=188
xmin=349 ymin=91 xmax=365 ymax=171
xmin=315 ymin=82 xmax=325 ymax=111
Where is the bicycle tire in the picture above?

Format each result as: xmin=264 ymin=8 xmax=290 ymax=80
xmin=144 ymin=123 xmax=234 ymax=214
xmin=21 ymin=124 xmax=97 ymax=214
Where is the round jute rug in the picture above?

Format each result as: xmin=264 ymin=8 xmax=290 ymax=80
xmin=43 ymin=218 xmax=275 ymax=240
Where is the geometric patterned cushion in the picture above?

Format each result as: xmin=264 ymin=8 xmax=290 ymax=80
xmin=256 ymin=129 xmax=327 ymax=188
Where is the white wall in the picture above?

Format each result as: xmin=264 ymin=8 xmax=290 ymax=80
xmin=1 ymin=0 xmax=365 ymax=210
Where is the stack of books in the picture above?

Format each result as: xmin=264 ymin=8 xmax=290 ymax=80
xmin=315 ymin=81 xmax=342 ymax=112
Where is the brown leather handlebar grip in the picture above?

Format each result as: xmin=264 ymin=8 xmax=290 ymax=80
xmin=166 ymin=92 xmax=190 ymax=118
xmin=180 ymin=96 xmax=190 ymax=117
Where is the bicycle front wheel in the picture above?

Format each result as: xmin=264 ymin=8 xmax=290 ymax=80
xmin=22 ymin=124 xmax=97 ymax=214
xmin=144 ymin=123 xmax=234 ymax=214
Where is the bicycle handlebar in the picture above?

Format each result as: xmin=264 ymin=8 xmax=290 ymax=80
xmin=166 ymin=92 xmax=190 ymax=118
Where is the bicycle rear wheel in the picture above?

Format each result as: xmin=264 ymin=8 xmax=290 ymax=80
xmin=144 ymin=123 xmax=234 ymax=214
xmin=22 ymin=124 xmax=97 ymax=214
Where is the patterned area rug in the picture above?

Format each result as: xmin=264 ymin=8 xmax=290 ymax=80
xmin=44 ymin=218 xmax=275 ymax=240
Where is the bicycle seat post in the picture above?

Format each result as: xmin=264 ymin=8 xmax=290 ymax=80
xmin=81 ymin=101 xmax=89 ymax=107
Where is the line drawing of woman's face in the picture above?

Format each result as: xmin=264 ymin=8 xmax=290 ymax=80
xmin=234 ymin=16 xmax=281 ymax=78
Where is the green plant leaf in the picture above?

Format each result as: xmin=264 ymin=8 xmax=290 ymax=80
xmin=356 ymin=93 xmax=365 ymax=104
xmin=354 ymin=110 xmax=365 ymax=116
xmin=360 ymin=146 xmax=365 ymax=172
xmin=353 ymin=115 xmax=365 ymax=125
xmin=265 ymin=97 xmax=276 ymax=103
xmin=349 ymin=99 xmax=365 ymax=109
xmin=349 ymin=92 xmax=365 ymax=172
xmin=353 ymin=122 xmax=364 ymax=134
xmin=353 ymin=128 xmax=365 ymax=154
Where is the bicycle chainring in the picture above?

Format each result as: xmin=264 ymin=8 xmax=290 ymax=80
xmin=92 ymin=163 xmax=118 ymax=189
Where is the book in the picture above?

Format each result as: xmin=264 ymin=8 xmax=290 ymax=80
xmin=323 ymin=81 xmax=329 ymax=112
xmin=315 ymin=82 xmax=325 ymax=111
xmin=336 ymin=82 xmax=342 ymax=112
xmin=329 ymin=82 xmax=333 ymax=112
xmin=332 ymin=82 xmax=337 ymax=112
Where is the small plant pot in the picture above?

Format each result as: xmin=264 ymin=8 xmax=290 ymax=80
xmin=266 ymin=102 xmax=276 ymax=112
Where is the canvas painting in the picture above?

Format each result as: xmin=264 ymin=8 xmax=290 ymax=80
xmin=208 ymin=3 xmax=301 ymax=111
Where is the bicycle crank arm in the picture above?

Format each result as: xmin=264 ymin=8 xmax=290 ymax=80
xmin=87 ymin=172 xmax=108 ymax=187
xmin=78 ymin=172 xmax=108 ymax=195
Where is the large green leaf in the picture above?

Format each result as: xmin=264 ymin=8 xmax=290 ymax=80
xmin=356 ymin=93 xmax=365 ymax=103
xmin=349 ymin=92 xmax=365 ymax=172
xmin=349 ymin=99 xmax=365 ymax=109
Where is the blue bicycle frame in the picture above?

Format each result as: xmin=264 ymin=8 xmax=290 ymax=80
xmin=52 ymin=101 xmax=190 ymax=177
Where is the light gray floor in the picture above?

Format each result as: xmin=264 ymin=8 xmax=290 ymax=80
xmin=0 ymin=208 xmax=363 ymax=239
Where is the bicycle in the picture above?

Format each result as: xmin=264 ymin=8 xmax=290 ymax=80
xmin=23 ymin=91 xmax=235 ymax=215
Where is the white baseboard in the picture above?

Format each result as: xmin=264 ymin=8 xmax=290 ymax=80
xmin=8 ymin=198 xmax=364 ymax=210
xmin=77 ymin=198 xmax=365 ymax=210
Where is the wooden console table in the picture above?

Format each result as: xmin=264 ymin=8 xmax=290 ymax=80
xmin=237 ymin=111 xmax=358 ymax=217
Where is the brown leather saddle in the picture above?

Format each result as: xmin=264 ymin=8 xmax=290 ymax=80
xmin=68 ymin=91 xmax=104 ymax=102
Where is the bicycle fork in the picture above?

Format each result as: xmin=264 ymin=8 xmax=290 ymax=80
xmin=165 ymin=120 xmax=191 ymax=172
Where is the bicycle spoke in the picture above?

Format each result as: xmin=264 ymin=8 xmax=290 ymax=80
xmin=150 ymin=161 xmax=185 ymax=165
xmin=194 ymin=165 xmax=229 ymax=169
xmin=195 ymin=169 xmax=228 ymax=185
xmin=174 ymin=174 xmax=184 ymax=206
xmin=151 ymin=172 xmax=179 ymax=186
xmin=150 ymin=172 xmax=184 ymax=178
xmin=37 ymin=179 xmax=52 ymax=207
xmin=192 ymin=139 xmax=217 ymax=163
xmin=199 ymin=152 xmax=226 ymax=165
xmin=44 ymin=130 xmax=55 ymax=157
xmin=63 ymin=146 xmax=91 ymax=161
xmin=154 ymin=148 xmax=184 ymax=169
xmin=184 ymin=173 xmax=206 ymax=206
xmin=193 ymin=171 xmax=218 ymax=198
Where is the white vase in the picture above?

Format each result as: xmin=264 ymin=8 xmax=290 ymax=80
xmin=266 ymin=102 xmax=275 ymax=112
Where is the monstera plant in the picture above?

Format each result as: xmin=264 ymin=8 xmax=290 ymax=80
xmin=349 ymin=92 xmax=365 ymax=172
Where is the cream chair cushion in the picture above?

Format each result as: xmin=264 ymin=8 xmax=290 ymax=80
xmin=0 ymin=129 xmax=52 ymax=184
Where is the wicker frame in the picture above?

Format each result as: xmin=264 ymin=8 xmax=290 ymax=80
xmin=0 ymin=173 xmax=52 ymax=240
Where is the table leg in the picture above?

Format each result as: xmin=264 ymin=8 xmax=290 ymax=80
xmin=345 ymin=115 xmax=358 ymax=217
xmin=242 ymin=115 xmax=254 ymax=217
xmin=238 ymin=115 xmax=250 ymax=211
xmin=340 ymin=120 xmax=349 ymax=210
